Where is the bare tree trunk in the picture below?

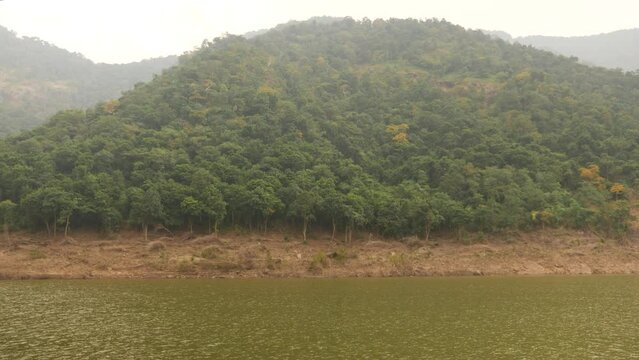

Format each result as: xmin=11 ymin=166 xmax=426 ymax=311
xmin=345 ymin=224 xmax=352 ymax=244
xmin=331 ymin=217 xmax=336 ymax=242
xmin=424 ymin=220 xmax=431 ymax=242
xmin=3 ymin=222 xmax=8 ymax=242
xmin=64 ymin=215 xmax=70 ymax=237
xmin=214 ymin=219 xmax=219 ymax=237
xmin=344 ymin=225 xmax=348 ymax=244
xmin=264 ymin=217 xmax=268 ymax=233
xmin=302 ymin=217 xmax=308 ymax=243
xmin=53 ymin=215 xmax=57 ymax=238
xmin=208 ymin=217 xmax=212 ymax=234
xmin=45 ymin=220 xmax=50 ymax=237
xmin=143 ymin=223 xmax=148 ymax=241
xmin=189 ymin=219 xmax=193 ymax=234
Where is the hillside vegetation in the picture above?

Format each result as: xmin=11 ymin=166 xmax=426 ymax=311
xmin=0 ymin=25 xmax=178 ymax=135
xmin=1 ymin=18 xmax=638 ymax=242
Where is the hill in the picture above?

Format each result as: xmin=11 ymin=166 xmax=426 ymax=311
xmin=1 ymin=18 xmax=638 ymax=242
xmin=483 ymin=28 xmax=639 ymax=71
xmin=0 ymin=25 xmax=178 ymax=136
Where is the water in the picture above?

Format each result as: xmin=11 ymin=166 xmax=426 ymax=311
xmin=1 ymin=276 xmax=639 ymax=359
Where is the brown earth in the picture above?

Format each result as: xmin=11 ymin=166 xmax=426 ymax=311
xmin=2 ymin=228 xmax=639 ymax=280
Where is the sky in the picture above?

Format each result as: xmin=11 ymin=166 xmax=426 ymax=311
xmin=0 ymin=0 xmax=637 ymax=64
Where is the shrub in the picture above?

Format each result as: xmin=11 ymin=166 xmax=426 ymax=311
xmin=147 ymin=251 xmax=168 ymax=270
xmin=238 ymin=248 xmax=258 ymax=270
xmin=389 ymin=252 xmax=413 ymax=275
xmin=146 ymin=240 xmax=165 ymax=252
xmin=266 ymin=253 xmax=282 ymax=270
xmin=200 ymin=245 xmax=221 ymax=259
xmin=327 ymin=247 xmax=352 ymax=264
xmin=308 ymin=252 xmax=329 ymax=273
xmin=176 ymin=259 xmax=195 ymax=273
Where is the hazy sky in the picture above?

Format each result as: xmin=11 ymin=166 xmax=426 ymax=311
xmin=0 ymin=0 xmax=637 ymax=64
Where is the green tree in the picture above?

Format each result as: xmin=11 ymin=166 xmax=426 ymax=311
xmin=317 ymin=177 xmax=343 ymax=241
xmin=0 ymin=199 xmax=16 ymax=241
xmin=288 ymin=171 xmax=321 ymax=243
xmin=21 ymin=186 xmax=79 ymax=237
xmin=181 ymin=196 xmax=204 ymax=234
xmin=202 ymin=185 xmax=226 ymax=235
xmin=129 ymin=186 xmax=164 ymax=241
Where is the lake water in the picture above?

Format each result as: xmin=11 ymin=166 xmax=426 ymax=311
xmin=1 ymin=276 xmax=639 ymax=359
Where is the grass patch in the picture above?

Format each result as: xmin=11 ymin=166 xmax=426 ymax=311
xmin=198 ymin=260 xmax=242 ymax=272
xmin=237 ymin=248 xmax=258 ymax=270
xmin=147 ymin=251 xmax=169 ymax=270
xmin=266 ymin=253 xmax=282 ymax=270
xmin=28 ymin=249 xmax=46 ymax=260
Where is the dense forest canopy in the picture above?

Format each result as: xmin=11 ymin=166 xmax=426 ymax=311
xmin=1 ymin=18 xmax=638 ymax=241
xmin=0 ymin=25 xmax=178 ymax=136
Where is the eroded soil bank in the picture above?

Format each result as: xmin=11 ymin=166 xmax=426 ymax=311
xmin=1 ymin=229 xmax=639 ymax=280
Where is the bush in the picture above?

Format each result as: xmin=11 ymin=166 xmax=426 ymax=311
xmin=146 ymin=240 xmax=165 ymax=252
xmin=176 ymin=259 xmax=195 ymax=273
xmin=238 ymin=248 xmax=258 ymax=270
xmin=389 ymin=252 xmax=413 ymax=275
xmin=327 ymin=247 xmax=352 ymax=264
xmin=147 ymin=251 xmax=169 ymax=270
xmin=308 ymin=252 xmax=329 ymax=273
xmin=200 ymin=245 xmax=221 ymax=259
xmin=266 ymin=253 xmax=282 ymax=270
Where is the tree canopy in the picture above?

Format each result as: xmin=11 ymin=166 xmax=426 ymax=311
xmin=0 ymin=18 xmax=637 ymax=239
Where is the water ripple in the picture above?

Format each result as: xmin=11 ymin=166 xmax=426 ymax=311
xmin=1 ymin=276 xmax=639 ymax=359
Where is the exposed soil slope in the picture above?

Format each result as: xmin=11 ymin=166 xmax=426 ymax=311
xmin=1 ymin=229 xmax=638 ymax=279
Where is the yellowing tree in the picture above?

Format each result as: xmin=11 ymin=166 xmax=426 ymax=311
xmin=392 ymin=132 xmax=408 ymax=143
xmin=102 ymin=100 xmax=119 ymax=114
xmin=579 ymin=164 xmax=605 ymax=189
xmin=386 ymin=123 xmax=409 ymax=133
xmin=386 ymin=123 xmax=409 ymax=143
xmin=258 ymin=84 xmax=277 ymax=95
xmin=610 ymin=183 xmax=625 ymax=200
xmin=514 ymin=69 xmax=532 ymax=82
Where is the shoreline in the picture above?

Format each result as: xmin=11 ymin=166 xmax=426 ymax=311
xmin=1 ymin=229 xmax=639 ymax=280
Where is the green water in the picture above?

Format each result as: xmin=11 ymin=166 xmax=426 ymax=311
xmin=1 ymin=276 xmax=639 ymax=359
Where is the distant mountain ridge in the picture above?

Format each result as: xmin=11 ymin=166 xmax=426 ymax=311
xmin=483 ymin=28 xmax=639 ymax=71
xmin=0 ymin=25 xmax=178 ymax=136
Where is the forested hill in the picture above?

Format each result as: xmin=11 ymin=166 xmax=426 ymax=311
xmin=517 ymin=29 xmax=639 ymax=71
xmin=484 ymin=29 xmax=639 ymax=71
xmin=0 ymin=25 xmax=178 ymax=136
xmin=1 ymin=18 xmax=638 ymax=241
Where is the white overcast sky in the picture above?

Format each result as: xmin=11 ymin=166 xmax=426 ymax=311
xmin=0 ymin=0 xmax=637 ymax=64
